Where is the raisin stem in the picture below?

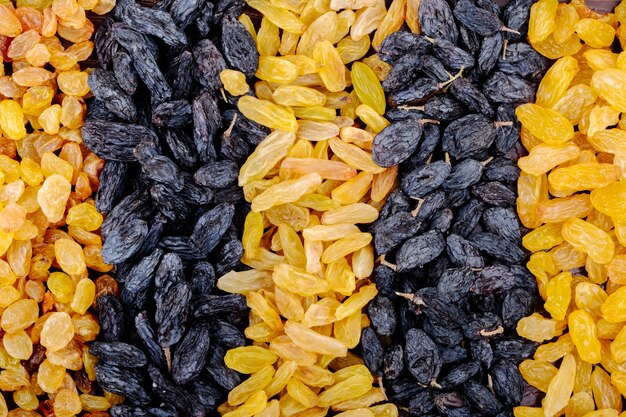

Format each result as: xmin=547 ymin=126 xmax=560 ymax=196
xmin=395 ymin=292 xmax=426 ymax=306
xmin=439 ymin=67 xmax=465 ymax=91
xmin=479 ymin=326 xmax=504 ymax=337
xmin=223 ymin=112 xmax=238 ymax=138
xmin=444 ymin=152 xmax=451 ymax=166
xmin=419 ymin=118 xmax=440 ymax=125
xmin=163 ymin=346 xmax=172 ymax=371
xmin=378 ymin=376 xmax=388 ymax=401
xmin=500 ymin=26 xmax=521 ymax=35
xmin=481 ymin=156 xmax=494 ymax=166
xmin=377 ymin=254 xmax=397 ymax=271
xmin=493 ymin=121 xmax=513 ymax=128
xmin=398 ymin=105 xmax=425 ymax=111
xmin=487 ymin=374 xmax=495 ymax=394
xmin=502 ymin=39 xmax=509 ymax=60
xmin=410 ymin=198 xmax=425 ymax=217
xmin=220 ymin=88 xmax=228 ymax=102
xmin=430 ymin=379 xmax=443 ymax=389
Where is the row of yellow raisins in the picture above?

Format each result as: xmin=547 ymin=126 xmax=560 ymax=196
xmin=515 ymin=1 xmax=626 ymax=416
xmin=212 ymin=0 xmax=413 ymax=415
xmin=0 ymin=1 xmax=117 ymax=417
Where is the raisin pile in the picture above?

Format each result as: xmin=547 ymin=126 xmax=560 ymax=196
xmin=514 ymin=1 xmax=626 ymax=416
xmin=83 ymin=0 xmax=265 ymax=416
xmin=355 ymin=0 xmax=547 ymax=413
xmin=214 ymin=0 xmax=405 ymax=414
xmin=0 ymin=0 xmax=117 ymax=416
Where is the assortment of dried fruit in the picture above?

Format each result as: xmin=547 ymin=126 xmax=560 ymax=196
xmin=350 ymin=0 xmax=549 ymax=413
xmin=214 ymin=0 xmax=407 ymax=413
xmin=0 ymin=0 xmax=117 ymax=416
xmin=5 ymin=0 xmax=626 ymax=414
xmin=514 ymin=1 xmax=626 ymax=416
xmin=81 ymin=0 xmax=265 ymax=416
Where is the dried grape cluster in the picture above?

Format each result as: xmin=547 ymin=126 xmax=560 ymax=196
xmin=213 ymin=0 xmax=407 ymax=414
xmin=514 ymin=1 xmax=626 ymax=416
xmin=354 ymin=0 xmax=550 ymax=413
xmin=82 ymin=0 xmax=266 ymax=416
xmin=0 ymin=0 xmax=118 ymax=416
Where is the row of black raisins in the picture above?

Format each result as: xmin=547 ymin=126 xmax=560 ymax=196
xmin=82 ymin=0 xmax=263 ymax=415
xmin=358 ymin=0 xmax=550 ymax=415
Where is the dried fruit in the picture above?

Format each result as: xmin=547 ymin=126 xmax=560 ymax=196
xmin=0 ymin=0 xmax=113 ymax=414
xmin=516 ymin=9 xmax=626 ymax=417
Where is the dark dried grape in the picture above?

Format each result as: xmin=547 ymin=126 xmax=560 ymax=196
xmin=483 ymin=72 xmax=535 ymax=103
xmin=431 ymin=38 xmax=475 ymax=70
xmin=444 ymin=159 xmax=484 ymax=191
xmin=192 ymin=39 xmax=227 ymax=91
xmin=367 ymin=296 xmax=397 ymax=337
xmin=491 ymin=359 xmax=524 ymax=406
xmin=478 ymin=33 xmax=503 ymax=75
xmin=463 ymin=380 xmax=503 ymax=415
xmin=405 ymin=328 xmax=442 ymax=384
xmin=171 ymin=322 xmax=211 ymax=384
xmin=114 ymin=28 xmax=172 ymax=103
xmin=192 ymin=91 xmax=221 ymax=163
xmin=396 ymin=230 xmax=445 ymax=271
xmin=381 ymin=53 xmax=422 ymax=92
xmin=83 ymin=120 xmax=153 ymax=162
xmin=384 ymin=345 xmax=404 ymax=380
xmin=401 ymin=161 xmax=451 ymax=198
xmin=446 ymin=234 xmax=484 ymax=268
xmin=361 ymin=327 xmax=384 ymax=376
xmin=444 ymin=114 xmax=497 ymax=159
xmin=454 ymin=0 xmax=504 ymax=36
xmin=378 ymin=32 xmax=432 ymax=64
xmin=472 ymin=181 xmax=516 ymax=207
xmin=220 ymin=15 xmax=259 ymax=78
xmin=437 ymin=267 xmax=476 ymax=303
xmin=152 ymin=100 xmax=193 ymax=128
xmin=419 ymin=0 xmax=459 ymax=43
xmin=96 ymin=363 xmax=152 ymax=405
xmin=372 ymin=212 xmax=421 ymax=254
xmin=471 ymin=233 xmax=525 ymax=264
xmin=88 ymin=69 xmax=137 ymax=122
xmin=482 ymin=207 xmax=521 ymax=242
xmin=193 ymin=161 xmax=239 ymax=188
xmin=440 ymin=361 xmax=480 ymax=388
xmin=449 ymin=78 xmax=493 ymax=116
xmin=390 ymin=78 xmax=440 ymax=106
xmin=119 ymin=2 xmax=187 ymax=46
xmin=90 ymin=342 xmax=148 ymax=368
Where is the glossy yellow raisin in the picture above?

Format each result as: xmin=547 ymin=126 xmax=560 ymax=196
xmin=516 ymin=103 xmax=575 ymax=145
xmin=576 ymin=18 xmax=616 ymax=48
xmin=591 ymin=69 xmax=626 ymax=112
xmin=543 ymin=354 xmax=576 ymax=417
xmin=350 ymin=62 xmax=385 ymax=115
xmin=568 ymin=310 xmax=601 ymax=364
xmin=238 ymin=95 xmax=298 ymax=132
xmin=313 ymin=41 xmax=347 ymax=92
xmin=536 ymin=56 xmax=579 ymax=108
xmin=553 ymin=3 xmax=579 ymax=44
xmin=561 ymin=218 xmax=614 ymax=264
xmin=519 ymin=360 xmax=558 ymax=392
xmin=220 ymin=69 xmax=249 ymax=96
xmin=528 ymin=0 xmax=559 ymax=43
xmin=545 ymin=271 xmax=572 ymax=320
xmin=591 ymin=367 xmax=622 ymax=410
